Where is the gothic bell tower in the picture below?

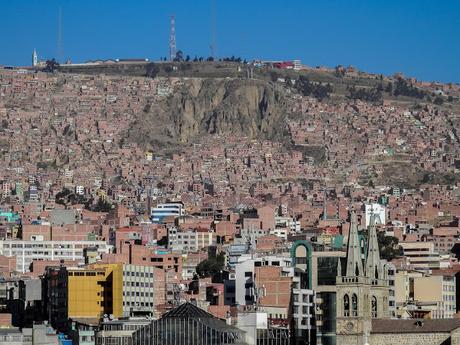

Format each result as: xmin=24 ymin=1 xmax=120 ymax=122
xmin=336 ymin=211 xmax=372 ymax=345
xmin=336 ymin=210 xmax=390 ymax=345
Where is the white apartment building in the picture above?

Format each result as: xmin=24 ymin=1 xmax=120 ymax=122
xmin=275 ymin=216 xmax=301 ymax=233
xmin=168 ymin=228 xmax=214 ymax=252
xmin=364 ymin=203 xmax=386 ymax=227
xmin=270 ymin=228 xmax=289 ymax=240
xmin=0 ymin=240 xmax=112 ymax=273
xmin=151 ymin=203 xmax=185 ymax=224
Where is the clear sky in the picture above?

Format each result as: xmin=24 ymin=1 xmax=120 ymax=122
xmin=1 ymin=0 xmax=459 ymax=83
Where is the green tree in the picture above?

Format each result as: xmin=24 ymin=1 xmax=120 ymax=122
xmin=377 ymin=232 xmax=403 ymax=261
xmin=196 ymin=254 xmax=225 ymax=278
xmin=93 ymin=198 xmax=113 ymax=212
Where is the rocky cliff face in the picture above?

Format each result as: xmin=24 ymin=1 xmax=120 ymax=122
xmin=128 ymin=78 xmax=291 ymax=147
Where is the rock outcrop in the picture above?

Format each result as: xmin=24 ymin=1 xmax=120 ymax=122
xmin=128 ymin=78 xmax=291 ymax=147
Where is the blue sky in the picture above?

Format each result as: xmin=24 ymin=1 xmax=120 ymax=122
xmin=1 ymin=0 xmax=459 ymax=83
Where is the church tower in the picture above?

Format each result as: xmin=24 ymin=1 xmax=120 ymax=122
xmin=32 ymin=49 xmax=38 ymax=67
xmin=336 ymin=210 xmax=389 ymax=345
xmin=365 ymin=212 xmax=390 ymax=319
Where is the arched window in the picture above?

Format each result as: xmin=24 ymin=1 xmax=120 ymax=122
xmin=344 ymin=294 xmax=350 ymax=317
xmin=371 ymin=296 xmax=377 ymax=318
xmin=375 ymin=266 xmax=379 ymax=280
xmin=352 ymin=293 xmax=358 ymax=316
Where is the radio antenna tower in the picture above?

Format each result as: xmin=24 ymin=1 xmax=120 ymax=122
xmin=57 ymin=6 xmax=63 ymax=62
xmin=169 ymin=15 xmax=177 ymax=61
xmin=210 ymin=0 xmax=217 ymax=59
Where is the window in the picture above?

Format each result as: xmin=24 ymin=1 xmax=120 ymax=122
xmin=371 ymin=296 xmax=377 ymax=318
xmin=296 ymin=257 xmax=307 ymax=265
xmin=352 ymin=294 xmax=358 ymax=317
xmin=344 ymin=294 xmax=350 ymax=317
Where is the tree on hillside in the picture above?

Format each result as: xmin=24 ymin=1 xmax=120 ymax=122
xmin=44 ymin=59 xmax=60 ymax=73
xmin=433 ymin=96 xmax=444 ymax=105
xmin=93 ymin=198 xmax=113 ymax=212
xmin=295 ymin=76 xmax=333 ymax=101
xmin=334 ymin=65 xmax=346 ymax=78
xmin=145 ymin=63 xmax=160 ymax=78
xmin=174 ymin=50 xmax=184 ymax=62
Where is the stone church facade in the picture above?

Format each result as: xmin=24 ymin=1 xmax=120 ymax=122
xmin=335 ymin=211 xmax=390 ymax=345
xmin=334 ymin=211 xmax=460 ymax=345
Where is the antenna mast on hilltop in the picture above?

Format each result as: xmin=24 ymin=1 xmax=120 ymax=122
xmin=210 ymin=0 xmax=217 ymax=59
xmin=57 ymin=6 xmax=63 ymax=62
xmin=169 ymin=15 xmax=177 ymax=61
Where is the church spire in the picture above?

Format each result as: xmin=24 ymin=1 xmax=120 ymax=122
xmin=366 ymin=211 xmax=382 ymax=279
xmin=345 ymin=211 xmax=363 ymax=277
xmin=32 ymin=49 xmax=38 ymax=67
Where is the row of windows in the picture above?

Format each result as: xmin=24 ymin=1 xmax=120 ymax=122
xmin=8 ymin=250 xmax=82 ymax=256
xmin=123 ymin=291 xmax=154 ymax=297
xmin=69 ymin=271 xmax=105 ymax=276
xmin=123 ymin=281 xmax=154 ymax=288
xmin=292 ymin=294 xmax=312 ymax=303
xmin=123 ymin=301 xmax=154 ymax=307
xmin=123 ymin=271 xmax=154 ymax=278
xmin=5 ymin=243 xmax=105 ymax=249
xmin=443 ymin=285 xmax=455 ymax=292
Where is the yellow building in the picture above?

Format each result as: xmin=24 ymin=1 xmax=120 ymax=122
xmin=67 ymin=263 xmax=123 ymax=319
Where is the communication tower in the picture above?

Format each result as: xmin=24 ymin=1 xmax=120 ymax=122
xmin=169 ymin=15 xmax=177 ymax=61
